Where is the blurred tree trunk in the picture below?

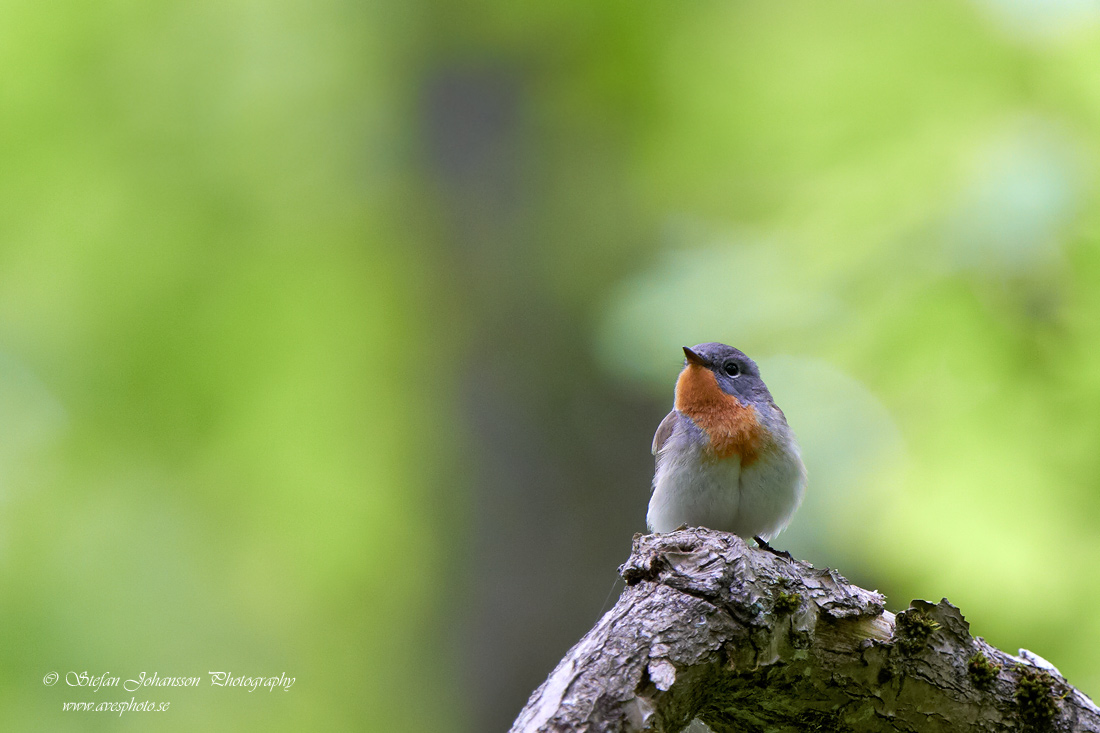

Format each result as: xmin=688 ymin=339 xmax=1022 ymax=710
xmin=511 ymin=528 xmax=1100 ymax=733
xmin=422 ymin=65 xmax=664 ymax=731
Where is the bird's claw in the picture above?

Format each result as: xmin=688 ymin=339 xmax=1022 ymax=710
xmin=754 ymin=535 xmax=793 ymax=560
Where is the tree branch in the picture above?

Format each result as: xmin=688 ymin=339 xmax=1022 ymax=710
xmin=510 ymin=528 xmax=1100 ymax=733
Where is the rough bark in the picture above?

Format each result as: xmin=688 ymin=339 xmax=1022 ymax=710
xmin=510 ymin=528 xmax=1100 ymax=733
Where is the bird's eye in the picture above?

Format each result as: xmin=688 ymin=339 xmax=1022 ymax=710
xmin=723 ymin=361 xmax=740 ymax=377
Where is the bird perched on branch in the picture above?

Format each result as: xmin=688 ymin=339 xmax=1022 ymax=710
xmin=648 ymin=343 xmax=806 ymax=551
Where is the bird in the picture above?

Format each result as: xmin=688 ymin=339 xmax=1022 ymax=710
xmin=647 ymin=343 xmax=806 ymax=551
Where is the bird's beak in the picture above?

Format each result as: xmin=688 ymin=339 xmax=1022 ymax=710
xmin=682 ymin=346 xmax=706 ymax=366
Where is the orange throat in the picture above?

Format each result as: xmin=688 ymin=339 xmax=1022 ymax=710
xmin=674 ymin=364 xmax=764 ymax=465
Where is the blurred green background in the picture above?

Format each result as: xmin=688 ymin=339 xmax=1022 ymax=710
xmin=2 ymin=0 xmax=1100 ymax=730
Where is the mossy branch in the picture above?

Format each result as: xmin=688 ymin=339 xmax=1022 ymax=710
xmin=510 ymin=528 xmax=1100 ymax=733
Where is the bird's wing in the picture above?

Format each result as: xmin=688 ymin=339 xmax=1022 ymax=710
xmin=651 ymin=410 xmax=680 ymax=455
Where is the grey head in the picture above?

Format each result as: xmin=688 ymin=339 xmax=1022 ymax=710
xmin=682 ymin=342 xmax=776 ymax=409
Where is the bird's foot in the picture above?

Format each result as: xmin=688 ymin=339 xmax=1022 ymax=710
xmin=754 ymin=535 xmax=793 ymax=560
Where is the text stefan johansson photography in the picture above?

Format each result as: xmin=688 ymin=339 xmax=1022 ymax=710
xmin=63 ymin=670 xmax=296 ymax=692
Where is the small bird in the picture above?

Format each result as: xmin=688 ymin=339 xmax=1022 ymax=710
xmin=648 ymin=343 xmax=806 ymax=550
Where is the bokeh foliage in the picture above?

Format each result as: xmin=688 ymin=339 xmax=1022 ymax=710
xmin=0 ymin=1 xmax=452 ymax=731
xmin=2 ymin=0 xmax=1100 ymax=730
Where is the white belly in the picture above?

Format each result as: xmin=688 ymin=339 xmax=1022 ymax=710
xmin=647 ymin=436 xmax=805 ymax=540
xmin=648 ymin=440 xmax=742 ymax=533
